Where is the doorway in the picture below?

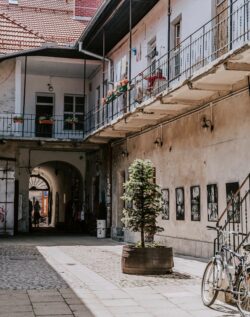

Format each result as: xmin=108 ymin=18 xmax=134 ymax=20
xmin=29 ymin=175 xmax=50 ymax=229
xmin=35 ymin=94 xmax=54 ymax=138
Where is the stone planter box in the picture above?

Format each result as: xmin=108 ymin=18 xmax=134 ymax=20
xmin=122 ymin=245 xmax=174 ymax=275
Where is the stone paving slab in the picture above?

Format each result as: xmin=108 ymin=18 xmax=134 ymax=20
xmin=39 ymin=243 xmax=242 ymax=317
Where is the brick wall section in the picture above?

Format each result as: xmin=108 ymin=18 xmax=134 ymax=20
xmin=74 ymin=0 xmax=102 ymax=19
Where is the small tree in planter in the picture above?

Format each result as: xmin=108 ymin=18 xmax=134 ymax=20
xmin=121 ymin=159 xmax=174 ymax=275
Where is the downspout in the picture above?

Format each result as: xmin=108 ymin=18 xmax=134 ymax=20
xmin=229 ymin=0 xmax=233 ymax=50
xmin=22 ymin=56 xmax=27 ymax=137
xmin=78 ymin=42 xmax=112 ymax=81
xmin=167 ymin=0 xmax=171 ymax=87
xmin=128 ymin=0 xmax=132 ymax=112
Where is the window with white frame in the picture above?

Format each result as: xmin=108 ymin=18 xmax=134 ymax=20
xmin=64 ymin=95 xmax=84 ymax=131
xmin=147 ymin=37 xmax=157 ymax=72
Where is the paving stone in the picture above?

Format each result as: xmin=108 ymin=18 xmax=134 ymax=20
xmin=33 ymin=302 xmax=72 ymax=315
xmin=0 ymin=313 xmax=35 ymax=317
xmin=0 ymin=306 xmax=32 ymax=313
xmin=29 ymin=295 xmax=64 ymax=302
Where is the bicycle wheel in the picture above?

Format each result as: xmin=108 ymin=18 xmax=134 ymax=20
xmin=236 ymin=273 xmax=250 ymax=316
xmin=201 ymin=260 xmax=219 ymax=306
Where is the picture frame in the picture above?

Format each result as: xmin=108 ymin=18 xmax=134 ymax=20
xmin=226 ymin=182 xmax=240 ymax=223
xmin=176 ymin=187 xmax=185 ymax=220
xmin=190 ymin=185 xmax=200 ymax=221
xmin=161 ymin=188 xmax=169 ymax=220
xmin=207 ymin=184 xmax=218 ymax=222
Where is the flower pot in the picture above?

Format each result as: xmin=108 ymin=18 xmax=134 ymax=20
xmin=13 ymin=118 xmax=24 ymax=124
xmin=122 ymin=245 xmax=174 ymax=275
xmin=39 ymin=120 xmax=54 ymax=125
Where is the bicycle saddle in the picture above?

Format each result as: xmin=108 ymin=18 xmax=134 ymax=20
xmin=242 ymin=244 xmax=250 ymax=252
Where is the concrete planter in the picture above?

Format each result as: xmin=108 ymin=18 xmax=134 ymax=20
xmin=122 ymin=245 xmax=174 ymax=275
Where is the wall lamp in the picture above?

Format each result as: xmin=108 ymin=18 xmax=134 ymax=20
xmin=201 ymin=116 xmax=214 ymax=132
xmin=121 ymin=150 xmax=129 ymax=158
xmin=154 ymin=137 xmax=163 ymax=147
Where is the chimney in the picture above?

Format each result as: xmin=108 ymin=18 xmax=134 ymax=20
xmin=74 ymin=0 xmax=102 ymax=21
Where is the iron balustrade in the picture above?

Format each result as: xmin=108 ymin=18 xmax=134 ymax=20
xmin=84 ymin=0 xmax=250 ymax=138
xmin=0 ymin=114 xmax=84 ymax=140
xmin=214 ymin=174 xmax=250 ymax=255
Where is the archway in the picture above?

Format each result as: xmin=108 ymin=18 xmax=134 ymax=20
xmin=29 ymin=161 xmax=84 ymax=233
xmin=29 ymin=175 xmax=50 ymax=230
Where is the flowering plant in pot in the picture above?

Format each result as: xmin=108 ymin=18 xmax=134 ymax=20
xmin=13 ymin=116 xmax=24 ymax=123
xmin=106 ymin=89 xmax=116 ymax=103
xmin=38 ymin=116 xmax=54 ymax=125
xmin=64 ymin=117 xmax=78 ymax=124
xmin=121 ymin=159 xmax=174 ymax=275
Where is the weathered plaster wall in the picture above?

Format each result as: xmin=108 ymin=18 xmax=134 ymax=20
xmin=111 ymin=90 xmax=250 ymax=258
xmin=0 ymin=59 xmax=15 ymax=113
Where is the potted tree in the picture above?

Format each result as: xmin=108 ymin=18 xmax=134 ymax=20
xmin=121 ymin=159 xmax=174 ymax=275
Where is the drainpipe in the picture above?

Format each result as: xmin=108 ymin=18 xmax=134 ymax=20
xmin=229 ymin=0 xmax=233 ymax=50
xmin=78 ymin=42 xmax=112 ymax=81
xmin=167 ymin=0 xmax=171 ymax=86
xmin=22 ymin=56 xmax=27 ymax=137
xmin=128 ymin=0 xmax=132 ymax=112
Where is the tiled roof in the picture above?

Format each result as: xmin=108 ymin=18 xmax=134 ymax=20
xmin=0 ymin=0 xmax=88 ymax=55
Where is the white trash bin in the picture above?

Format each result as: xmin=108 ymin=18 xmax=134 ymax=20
xmin=97 ymin=220 xmax=106 ymax=238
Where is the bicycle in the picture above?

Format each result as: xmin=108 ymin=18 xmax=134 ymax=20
xmin=201 ymin=226 xmax=250 ymax=316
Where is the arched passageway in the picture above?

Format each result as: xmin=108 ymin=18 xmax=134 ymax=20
xmin=29 ymin=161 xmax=84 ymax=233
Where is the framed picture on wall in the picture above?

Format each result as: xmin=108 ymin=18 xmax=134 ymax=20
xmin=190 ymin=186 xmax=200 ymax=221
xmin=226 ymin=182 xmax=240 ymax=223
xmin=207 ymin=184 xmax=219 ymax=222
xmin=161 ymin=188 xmax=169 ymax=220
xmin=176 ymin=187 xmax=185 ymax=220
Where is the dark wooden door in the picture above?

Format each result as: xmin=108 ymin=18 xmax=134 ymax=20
xmin=35 ymin=95 xmax=54 ymax=138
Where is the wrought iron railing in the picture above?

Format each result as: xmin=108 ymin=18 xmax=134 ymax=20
xmin=84 ymin=0 xmax=250 ymax=137
xmin=0 ymin=113 xmax=84 ymax=140
xmin=214 ymin=174 xmax=250 ymax=255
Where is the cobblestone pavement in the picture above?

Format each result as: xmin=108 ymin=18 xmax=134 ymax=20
xmin=0 ymin=245 xmax=67 ymax=289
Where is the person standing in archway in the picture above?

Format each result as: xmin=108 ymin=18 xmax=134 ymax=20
xmin=33 ymin=200 xmax=41 ymax=228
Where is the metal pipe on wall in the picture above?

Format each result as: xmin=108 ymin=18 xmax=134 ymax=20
xmin=22 ymin=56 xmax=27 ymax=137
xmin=167 ymin=0 xmax=171 ymax=86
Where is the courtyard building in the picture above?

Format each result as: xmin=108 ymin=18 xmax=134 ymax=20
xmin=0 ymin=0 xmax=249 ymax=259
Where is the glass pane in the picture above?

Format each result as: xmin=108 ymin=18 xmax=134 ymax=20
xmin=75 ymin=114 xmax=84 ymax=131
xmin=64 ymin=96 xmax=74 ymax=104
xmin=75 ymin=96 xmax=84 ymax=105
xmin=37 ymin=96 xmax=53 ymax=104
xmin=63 ymin=114 xmax=73 ymax=130
xmin=75 ymin=105 xmax=84 ymax=113
xmin=64 ymin=104 xmax=73 ymax=112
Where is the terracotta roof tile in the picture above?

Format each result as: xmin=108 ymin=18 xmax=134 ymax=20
xmin=0 ymin=0 xmax=94 ymax=55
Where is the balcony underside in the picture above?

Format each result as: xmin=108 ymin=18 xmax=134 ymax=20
xmin=88 ymin=44 xmax=250 ymax=144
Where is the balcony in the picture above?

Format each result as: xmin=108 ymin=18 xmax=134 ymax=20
xmin=85 ymin=0 xmax=250 ymax=143
xmin=0 ymin=113 xmax=85 ymax=140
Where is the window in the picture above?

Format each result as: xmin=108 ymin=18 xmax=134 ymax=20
xmin=174 ymin=21 xmax=181 ymax=48
xmin=147 ymin=37 xmax=157 ymax=73
xmin=64 ymin=95 xmax=84 ymax=131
